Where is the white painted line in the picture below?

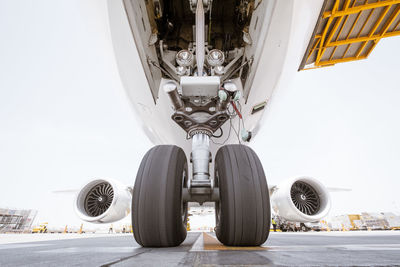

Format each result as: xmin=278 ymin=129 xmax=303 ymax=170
xmin=36 ymin=247 xmax=140 ymax=253
xmin=264 ymin=244 xmax=400 ymax=251
xmin=270 ymin=231 xmax=400 ymax=237
xmin=0 ymin=243 xmax=51 ymax=250
xmin=0 ymin=233 xmax=127 ymax=244
xmin=189 ymin=233 xmax=204 ymax=252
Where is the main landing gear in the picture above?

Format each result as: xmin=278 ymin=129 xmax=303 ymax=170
xmin=132 ymin=134 xmax=271 ymax=247
xmin=131 ymin=0 xmax=270 ymax=248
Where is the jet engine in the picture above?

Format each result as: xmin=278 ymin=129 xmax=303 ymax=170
xmin=270 ymin=177 xmax=331 ymax=223
xmin=74 ymin=179 xmax=131 ymax=223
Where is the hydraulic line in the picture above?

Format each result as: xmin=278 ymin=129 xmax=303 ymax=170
xmin=231 ymin=101 xmax=243 ymax=119
xmin=195 ymin=0 xmax=205 ymax=76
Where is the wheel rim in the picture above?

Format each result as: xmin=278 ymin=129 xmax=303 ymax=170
xmin=214 ymin=167 xmax=221 ymax=230
xmin=181 ymin=164 xmax=188 ymax=224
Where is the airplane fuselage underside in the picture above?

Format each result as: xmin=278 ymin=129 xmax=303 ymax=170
xmin=108 ymin=0 xmax=324 ymax=155
xmin=73 ymin=0 xmax=334 ymax=248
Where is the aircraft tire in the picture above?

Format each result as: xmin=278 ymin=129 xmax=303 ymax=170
xmin=132 ymin=145 xmax=188 ymax=247
xmin=215 ymin=144 xmax=270 ymax=246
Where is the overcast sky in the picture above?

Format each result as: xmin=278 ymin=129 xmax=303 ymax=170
xmin=1 ymin=0 xmax=400 ymax=228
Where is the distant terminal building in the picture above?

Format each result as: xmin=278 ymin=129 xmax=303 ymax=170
xmin=327 ymin=212 xmax=400 ymax=231
xmin=272 ymin=212 xmax=400 ymax=232
xmin=0 ymin=208 xmax=37 ymax=233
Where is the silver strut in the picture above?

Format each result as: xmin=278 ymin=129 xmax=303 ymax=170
xmin=195 ymin=0 xmax=205 ymax=76
xmin=191 ymin=133 xmax=211 ymax=187
xmin=184 ymin=132 xmax=219 ymax=204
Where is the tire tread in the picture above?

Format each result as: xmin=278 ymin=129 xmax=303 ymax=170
xmin=215 ymin=144 xmax=270 ymax=246
xmin=132 ymin=145 xmax=187 ymax=247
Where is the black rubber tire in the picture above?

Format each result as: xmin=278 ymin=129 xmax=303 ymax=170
xmin=215 ymin=144 xmax=270 ymax=246
xmin=132 ymin=145 xmax=188 ymax=247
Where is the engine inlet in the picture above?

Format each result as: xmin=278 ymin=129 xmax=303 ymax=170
xmin=84 ymin=182 xmax=114 ymax=217
xmin=290 ymin=181 xmax=320 ymax=215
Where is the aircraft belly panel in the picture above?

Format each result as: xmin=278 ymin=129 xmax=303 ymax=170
xmin=108 ymin=0 xmax=323 ymax=154
xmin=242 ymin=0 xmax=324 ymax=139
xmin=108 ymin=0 xmax=191 ymax=153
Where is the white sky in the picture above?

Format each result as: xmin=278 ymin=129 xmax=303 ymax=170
xmin=1 ymin=1 xmax=400 ymax=228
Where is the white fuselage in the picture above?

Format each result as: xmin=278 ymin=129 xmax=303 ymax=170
xmin=74 ymin=0 xmax=336 ymax=228
xmin=107 ymin=0 xmax=324 ymax=157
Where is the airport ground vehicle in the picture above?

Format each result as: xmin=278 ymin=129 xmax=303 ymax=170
xmin=32 ymin=224 xmax=47 ymax=234
xmin=273 ymin=216 xmax=317 ymax=232
xmin=304 ymin=222 xmax=323 ymax=232
xmin=73 ymin=0 xmax=400 ymax=247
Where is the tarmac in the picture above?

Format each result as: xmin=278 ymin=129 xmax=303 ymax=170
xmin=1 ymin=231 xmax=400 ymax=266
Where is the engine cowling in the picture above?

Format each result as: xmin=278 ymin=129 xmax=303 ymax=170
xmin=74 ymin=179 xmax=131 ymax=223
xmin=270 ymin=177 xmax=331 ymax=223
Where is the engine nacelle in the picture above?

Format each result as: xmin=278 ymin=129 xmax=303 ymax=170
xmin=271 ymin=177 xmax=331 ymax=223
xmin=75 ymin=179 xmax=131 ymax=224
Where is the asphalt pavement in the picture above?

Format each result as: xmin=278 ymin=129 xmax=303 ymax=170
xmin=1 ymin=231 xmax=400 ymax=266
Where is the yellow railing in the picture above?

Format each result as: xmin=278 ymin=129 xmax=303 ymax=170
xmin=300 ymin=0 xmax=400 ymax=70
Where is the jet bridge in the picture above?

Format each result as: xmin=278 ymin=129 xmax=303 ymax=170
xmin=299 ymin=0 xmax=400 ymax=70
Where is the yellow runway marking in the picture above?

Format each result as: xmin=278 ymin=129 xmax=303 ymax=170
xmin=202 ymin=233 xmax=269 ymax=251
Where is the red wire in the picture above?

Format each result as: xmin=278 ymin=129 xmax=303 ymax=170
xmin=231 ymin=101 xmax=242 ymax=119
